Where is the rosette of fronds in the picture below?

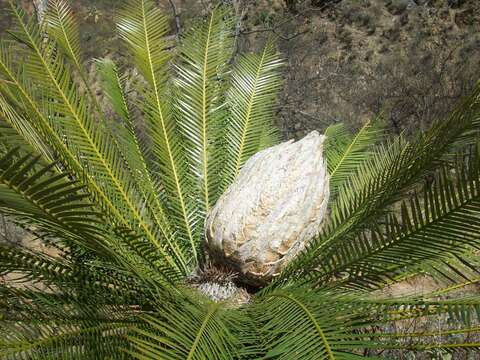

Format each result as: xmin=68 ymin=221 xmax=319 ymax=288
xmin=0 ymin=0 xmax=480 ymax=358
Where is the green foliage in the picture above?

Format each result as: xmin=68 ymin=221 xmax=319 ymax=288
xmin=324 ymin=120 xmax=382 ymax=197
xmin=127 ymin=292 xmax=247 ymax=359
xmin=223 ymin=40 xmax=283 ymax=188
xmin=0 ymin=0 xmax=480 ymax=358
xmin=175 ymin=7 xmax=234 ymax=211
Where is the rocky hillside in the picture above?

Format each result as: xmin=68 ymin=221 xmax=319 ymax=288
xmin=1 ymin=0 xmax=479 ymax=139
xmin=233 ymin=0 xmax=480 ymax=138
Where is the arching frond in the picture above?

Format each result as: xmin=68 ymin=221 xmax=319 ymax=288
xmin=422 ymin=252 xmax=480 ymax=292
xmin=175 ymin=7 xmax=234 ymax=210
xmin=0 ymin=149 xmax=107 ymax=252
xmin=96 ymin=58 xmax=188 ymax=271
xmin=324 ymin=190 xmax=480 ymax=291
xmin=325 ymin=121 xmax=382 ymax=196
xmin=0 ymin=148 xmax=178 ymax=287
xmin=256 ymin=291 xmax=346 ymax=360
xmin=0 ymin=90 xmax=53 ymax=161
xmin=280 ymin=83 xmax=480 ymax=284
xmin=223 ymin=41 xmax=283 ymax=188
xmin=128 ymin=294 xmax=244 ymax=360
xmin=118 ymin=0 xmax=199 ymax=264
xmin=1 ymin=323 xmax=131 ymax=359
xmin=44 ymin=0 xmax=82 ymax=69
xmin=255 ymin=288 xmax=480 ymax=359
xmin=3 ymin=3 xmax=186 ymax=276
xmin=0 ymin=250 xmax=144 ymax=360
xmin=44 ymin=0 xmax=108 ymax=121
xmin=293 ymin=145 xmax=480 ymax=290
xmin=0 ymin=244 xmax=148 ymax=306
xmin=96 ymin=59 xmax=131 ymax=123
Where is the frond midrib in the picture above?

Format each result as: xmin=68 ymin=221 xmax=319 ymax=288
xmin=140 ymin=0 xmax=196 ymax=261
xmin=267 ymin=293 xmax=336 ymax=360
xmin=329 ymin=120 xmax=371 ymax=180
xmin=200 ymin=12 xmax=215 ymax=210
xmin=49 ymin=0 xmax=82 ymax=71
xmin=186 ymin=302 xmax=221 ymax=360
xmin=322 ymin=183 xmax=480 ymax=289
xmin=232 ymin=45 xmax=268 ymax=177
xmin=108 ymin=64 xmax=187 ymax=269
xmin=3 ymin=323 xmax=130 ymax=354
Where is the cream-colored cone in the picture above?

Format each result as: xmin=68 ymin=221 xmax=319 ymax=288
xmin=206 ymin=131 xmax=329 ymax=286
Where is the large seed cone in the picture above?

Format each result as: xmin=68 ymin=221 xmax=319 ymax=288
xmin=205 ymin=131 xmax=329 ymax=286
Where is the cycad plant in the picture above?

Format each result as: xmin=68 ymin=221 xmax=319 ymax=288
xmin=1 ymin=0 xmax=480 ymax=358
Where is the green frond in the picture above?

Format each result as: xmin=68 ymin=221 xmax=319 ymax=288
xmin=257 ymin=292 xmax=340 ymax=360
xmin=117 ymin=0 xmax=171 ymax=87
xmin=3 ymin=3 xmax=185 ymax=276
xmin=0 ymin=88 xmax=53 ymax=161
xmin=353 ymin=295 xmax=480 ymax=324
xmin=223 ymin=41 xmax=283 ymax=189
xmin=0 ymin=149 xmax=108 ymax=252
xmin=280 ymin=82 xmax=480 ymax=285
xmin=426 ymin=255 xmax=480 ymax=293
xmin=96 ymin=59 xmax=131 ymax=123
xmin=0 ymin=148 xmax=177 ymax=287
xmin=96 ymin=58 xmax=189 ymax=271
xmin=44 ymin=0 xmax=109 ymax=120
xmin=175 ymin=7 xmax=234 ymax=210
xmin=0 ymin=256 xmax=142 ymax=359
xmin=1 ymin=320 xmax=132 ymax=359
xmin=118 ymin=0 xmax=199 ymax=264
xmin=0 ymin=244 xmax=77 ymax=287
xmin=255 ymin=288 xmax=480 ymax=358
xmin=254 ymin=289 xmax=391 ymax=359
xmin=45 ymin=0 xmax=135 ymax=171
xmin=0 ymin=40 xmax=81 ymax=168
xmin=366 ymin=251 xmax=480 ymax=297
xmin=44 ymin=0 xmax=82 ymax=70
xmin=128 ymin=295 xmax=244 ymax=359
xmin=0 ymin=244 xmax=146 ymax=303
xmin=307 ymin=152 xmax=480 ymax=291
xmin=347 ymin=296 xmax=480 ymax=353
xmin=325 ymin=120 xmax=382 ymax=196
